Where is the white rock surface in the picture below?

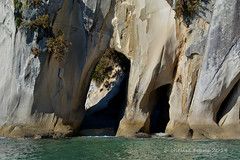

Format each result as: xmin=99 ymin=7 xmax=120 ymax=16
xmin=189 ymin=0 xmax=240 ymax=139
xmin=85 ymin=66 xmax=124 ymax=110
xmin=0 ymin=0 xmax=239 ymax=139
xmin=0 ymin=0 xmax=40 ymax=125
xmin=112 ymin=0 xmax=177 ymax=136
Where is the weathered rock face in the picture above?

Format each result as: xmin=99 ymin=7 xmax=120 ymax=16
xmin=31 ymin=0 xmax=115 ymax=129
xmin=0 ymin=0 xmax=17 ymax=125
xmin=189 ymin=0 xmax=240 ymax=139
xmin=166 ymin=0 xmax=240 ymax=139
xmin=0 ymin=0 xmax=45 ymax=137
xmin=0 ymin=0 xmax=239 ymax=139
xmin=0 ymin=0 xmax=115 ymax=138
xmin=111 ymin=0 xmax=177 ymax=137
xmin=166 ymin=4 xmax=212 ymax=138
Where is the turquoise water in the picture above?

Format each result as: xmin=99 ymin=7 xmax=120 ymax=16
xmin=0 ymin=137 xmax=239 ymax=160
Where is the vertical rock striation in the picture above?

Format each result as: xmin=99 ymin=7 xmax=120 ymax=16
xmin=166 ymin=1 xmax=213 ymax=138
xmin=111 ymin=0 xmax=177 ymax=137
xmin=0 ymin=0 xmax=115 ymax=138
xmin=0 ymin=0 xmax=41 ymax=134
xmin=0 ymin=0 xmax=239 ymax=139
xmin=189 ymin=0 xmax=240 ymax=139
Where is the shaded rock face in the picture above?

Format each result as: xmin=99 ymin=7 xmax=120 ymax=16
xmin=81 ymin=51 xmax=130 ymax=136
xmin=32 ymin=0 xmax=116 ymax=129
xmin=0 ymin=0 xmax=115 ymax=138
xmin=0 ymin=0 xmax=239 ymax=139
xmin=149 ymin=85 xmax=171 ymax=134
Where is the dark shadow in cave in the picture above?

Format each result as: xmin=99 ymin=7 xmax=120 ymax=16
xmin=79 ymin=51 xmax=130 ymax=136
xmin=216 ymin=80 xmax=240 ymax=123
xmin=149 ymin=84 xmax=171 ymax=134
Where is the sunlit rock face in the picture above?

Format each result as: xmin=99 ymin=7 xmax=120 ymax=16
xmin=165 ymin=1 xmax=214 ymax=138
xmin=189 ymin=0 xmax=240 ymax=139
xmin=85 ymin=63 xmax=125 ymax=111
xmin=0 ymin=0 xmax=17 ymax=125
xmin=0 ymin=0 xmax=239 ymax=139
xmin=0 ymin=0 xmax=40 ymax=130
xmin=166 ymin=0 xmax=240 ymax=139
xmin=111 ymin=0 xmax=177 ymax=137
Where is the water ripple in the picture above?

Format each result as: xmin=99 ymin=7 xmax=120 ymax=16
xmin=0 ymin=137 xmax=239 ymax=160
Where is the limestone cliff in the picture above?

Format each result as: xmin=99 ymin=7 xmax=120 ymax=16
xmin=0 ymin=0 xmax=239 ymax=139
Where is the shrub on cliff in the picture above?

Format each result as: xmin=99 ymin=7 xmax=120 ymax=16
xmin=14 ymin=0 xmax=23 ymax=28
xmin=175 ymin=0 xmax=200 ymax=25
xmin=28 ymin=15 xmax=50 ymax=29
xmin=92 ymin=55 xmax=113 ymax=85
xmin=92 ymin=50 xmax=129 ymax=86
xmin=31 ymin=0 xmax=42 ymax=7
xmin=47 ymin=30 xmax=69 ymax=62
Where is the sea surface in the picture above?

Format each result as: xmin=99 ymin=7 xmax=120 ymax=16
xmin=0 ymin=136 xmax=239 ymax=160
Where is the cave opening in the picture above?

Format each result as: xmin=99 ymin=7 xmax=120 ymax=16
xmin=149 ymin=84 xmax=171 ymax=134
xmin=79 ymin=50 xmax=130 ymax=136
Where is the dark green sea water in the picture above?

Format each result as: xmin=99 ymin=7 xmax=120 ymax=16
xmin=0 ymin=137 xmax=239 ymax=160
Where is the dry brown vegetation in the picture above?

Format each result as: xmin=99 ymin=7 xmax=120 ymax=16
xmin=28 ymin=14 xmax=50 ymax=29
xmin=47 ymin=31 xmax=69 ymax=62
xmin=31 ymin=0 xmax=42 ymax=7
xmin=175 ymin=0 xmax=200 ymax=24
xmin=31 ymin=47 xmax=40 ymax=57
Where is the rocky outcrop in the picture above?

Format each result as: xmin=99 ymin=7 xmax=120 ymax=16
xmin=166 ymin=0 xmax=240 ymax=139
xmin=112 ymin=0 xmax=177 ymax=137
xmin=0 ymin=0 xmax=45 ymax=137
xmin=189 ymin=0 xmax=240 ymax=139
xmin=0 ymin=0 xmax=239 ymax=139
xmin=166 ymin=7 xmax=211 ymax=138
xmin=0 ymin=0 xmax=115 ymax=138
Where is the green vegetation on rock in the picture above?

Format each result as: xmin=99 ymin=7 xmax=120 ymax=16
xmin=92 ymin=50 xmax=129 ymax=85
xmin=92 ymin=54 xmax=113 ymax=85
xmin=14 ymin=0 xmax=23 ymax=28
